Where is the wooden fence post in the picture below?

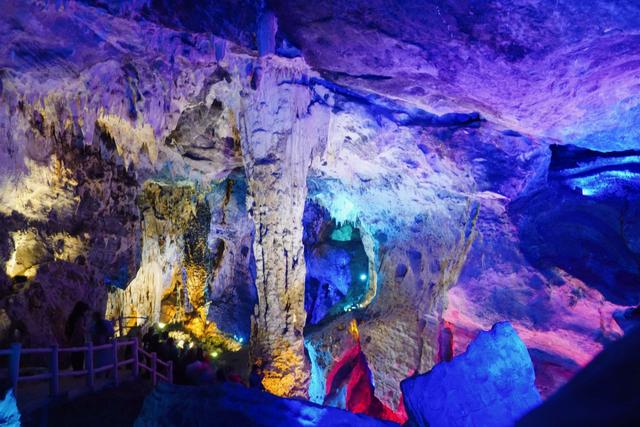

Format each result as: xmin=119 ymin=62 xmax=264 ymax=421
xmin=168 ymin=361 xmax=173 ymax=384
xmin=151 ymin=352 xmax=157 ymax=386
xmin=86 ymin=342 xmax=94 ymax=389
xmin=8 ymin=343 xmax=21 ymax=395
xmin=132 ymin=337 xmax=139 ymax=377
xmin=112 ymin=340 xmax=119 ymax=385
xmin=50 ymin=344 xmax=59 ymax=396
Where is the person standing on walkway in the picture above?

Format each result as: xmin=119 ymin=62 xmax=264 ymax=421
xmin=90 ymin=312 xmax=114 ymax=376
xmin=65 ymin=302 xmax=90 ymax=371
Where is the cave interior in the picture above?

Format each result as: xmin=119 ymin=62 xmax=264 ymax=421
xmin=1 ymin=1 xmax=640 ymax=426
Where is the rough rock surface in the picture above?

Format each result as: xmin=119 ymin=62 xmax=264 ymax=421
xmin=517 ymin=325 xmax=640 ymax=427
xmin=0 ymin=0 xmax=639 ymax=420
xmin=241 ymin=55 xmax=329 ymax=397
xmin=444 ymin=138 xmax=631 ymax=396
xmin=0 ymin=1 xmax=255 ymax=350
xmin=302 ymin=201 xmax=370 ymax=325
xmin=304 ymin=97 xmax=482 ymax=411
xmin=401 ymin=322 xmax=541 ymax=427
xmin=272 ymin=0 xmax=640 ymax=145
xmin=0 ymin=389 xmax=20 ymax=427
xmin=0 ymin=108 xmax=142 ymax=346
xmin=134 ymin=382 xmax=400 ymax=427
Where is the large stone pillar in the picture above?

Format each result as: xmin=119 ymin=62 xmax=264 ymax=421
xmin=240 ymin=56 xmax=328 ymax=397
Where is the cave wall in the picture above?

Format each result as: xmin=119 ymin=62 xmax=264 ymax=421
xmin=443 ymin=134 xmax=632 ymax=397
xmin=303 ymin=99 xmax=482 ymax=415
xmin=206 ymin=172 xmax=257 ymax=342
xmin=0 ymin=101 xmax=142 ymax=346
xmin=1 ymin=1 xmax=639 ymax=420
xmin=0 ymin=0 xmax=254 ymax=348
xmin=302 ymin=201 xmax=371 ymax=325
xmin=107 ymin=175 xmax=256 ymax=350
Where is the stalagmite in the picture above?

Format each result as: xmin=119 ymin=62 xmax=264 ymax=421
xmin=240 ymin=55 xmax=329 ymax=397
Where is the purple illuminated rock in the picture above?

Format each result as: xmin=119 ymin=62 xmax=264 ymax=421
xmin=401 ymin=322 xmax=541 ymax=427
xmin=517 ymin=325 xmax=640 ymax=427
xmin=272 ymin=0 xmax=640 ymax=148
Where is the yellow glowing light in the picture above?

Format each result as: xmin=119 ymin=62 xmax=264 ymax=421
xmin=210 ymin=351 xmax=219 ymax=358
xmin=4 ymin=250 xmax=21 ymax=279
xmin=260 ymin=341 xmax=307 ymax=397
xmin=183 ymin=316 xmax=242 ymax=352
xmin=4 ymin=230 xmax=50 ymax=279
xmin=158 ymin=322 xmax=166 ymax=330
xmin=189 ymin=342 xmax=194 ymax=349
xmin=348 ymin=319 xmax=360 ymax=341
xmin=96 ymin=114 xmax=158 ymax=167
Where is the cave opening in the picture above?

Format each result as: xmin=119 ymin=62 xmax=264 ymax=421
xmin=105 ymin=170 xmax=256 ymax=370
xmin=302 ymin=200 xmax=371 ymax=326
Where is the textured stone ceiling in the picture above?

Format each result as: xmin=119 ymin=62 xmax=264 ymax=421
xmin=272 ymin=0 xmax=640 ymax=148
xmin=32 ymin=0 xmax=640 ymax=149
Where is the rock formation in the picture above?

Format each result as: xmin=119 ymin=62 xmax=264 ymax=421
xmin=402 ymin=322 xmax=541 ymax=427
xmin=240 ymin=56 xmax=329 ymax=397
xmin=0 ymin=388 xmax=20 ymax=427
xmin=135 ymin=382 xmax=400 ymax=427
xmin=1 ymin=1 xmax=639 ymax=422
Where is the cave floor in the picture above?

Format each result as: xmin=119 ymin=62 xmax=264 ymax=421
xmin=20 ymin=376 xmax=152 ymax=427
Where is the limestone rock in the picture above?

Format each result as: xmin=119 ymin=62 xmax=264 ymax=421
xmin=401 ymin=322 xmax=541 ymax=427
xmin=0 ymin=389 xmax=20 ymax=427
xmin=272 ymin=0 xmax=640 ymax=146
xmin=135 ymin=382 xmax=399 ymax=427
xmin=241 ymin=55 xmax=330 ymax=398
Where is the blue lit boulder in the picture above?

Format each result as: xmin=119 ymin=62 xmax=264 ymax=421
xmin=0 ymin=388 xmax=20 ymax=427
xmin=135 ymin=382 xmax=400 ymax=427
xmin=401 ymin=322 xmax=540 ymax=427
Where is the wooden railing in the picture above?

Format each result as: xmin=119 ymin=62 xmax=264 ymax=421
xmin=114 ymin=316 xmax=149 ymax=338
xmin=0 ymin=337 xmax=172 ymax=399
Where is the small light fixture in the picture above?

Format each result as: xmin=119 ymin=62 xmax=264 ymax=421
xmin=211 ymin=351 xmax=219 ymax=358
xmin=359 ymin=273 xmax=368 ymax=282
xmin=158 ymin=322 xmax=166 ymax=330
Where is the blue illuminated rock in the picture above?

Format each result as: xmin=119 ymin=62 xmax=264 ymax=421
xmin=511 ymin=144 xmax=640 ymax=306
xmin=135 ymin=382 xmax=399 ymax=427
xmin=0 ymin=389 xmax=20 ymax=427
xmin=401 ymin=322 xmax=541 ymax=427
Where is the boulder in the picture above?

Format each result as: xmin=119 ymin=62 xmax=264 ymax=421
xmin=0 ymin=388 xmax=20 ymax=427
xmin=135 ymin=382 xmax=399 ymax=427
xmin=401 ymin=322 xmax=540 ymax=427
